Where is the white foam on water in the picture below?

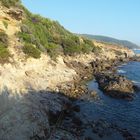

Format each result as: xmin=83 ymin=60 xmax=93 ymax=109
xmin=117 ymin=69 xmax=126 ymax=74
xmin=132 ymin=80 xmax=140 ymax=84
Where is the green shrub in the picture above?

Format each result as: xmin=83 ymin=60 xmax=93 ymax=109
xmin=46 ymin=43 xmax=63 ymax=59
xmin=64 ymin=45 xmax=82 ymax=55
xmin=19 ymin=17 xmax=50 ymax=50
xmin=2 ymin=21 xmax=8 ymax=29
xmin=17 ymin=32 xmax=36 ymax=44
xmin=0 ymin=31 xmax=10 ymax=63
xmin=0 ymin=32 xmax=8 ymax=46
xmin=61 ymin=37 xmax=82 ymax=55
xmin=20 ymin=24 xmax=31 ymax=34
xmin=23 ymin=43 xmax=41 ymax=59
xmin=0 ymin=43 xmax=10 ymax=63
xmin=82 ymin=44 xmax=93 ymax=53
xmin=62 ymin=37 xmax=77 ymax=48
xmin=83 ymin=39 xmax=94 ymax=47
xmin=92 ymin=46 xmax=102 ymax=54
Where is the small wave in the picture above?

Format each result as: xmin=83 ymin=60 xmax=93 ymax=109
xmin=118 ymin=63 xmax=127 ymax=68
xmin=132 ymin=80 xmax=140 ymax=84
xmin=117 ymin=69 xmax=126 ymax=74
xmin=122 ymin=63 xmax=127 ymax=66
xmin=133 ymin=49 xmax=140 ymax=50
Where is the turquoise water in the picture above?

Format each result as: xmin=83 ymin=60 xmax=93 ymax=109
xmin=75 ymin=61 xmax=140 ymax=139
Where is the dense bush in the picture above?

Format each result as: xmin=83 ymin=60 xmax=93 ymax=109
xmin=0 ymin=32 xmax=10 ymax=63
xmin=46 ymin=43 xmax=63 ymax=59
xmin=1 ymin=0 xmax=21 ymax=8
xmin=81 ymin=44 xmax=93 ymax=53
xmin=83 ymin=38 xmax=94 ymax=47
xmin=0 ymin=32 xmax=8 ymax=46
xmin=22 ymin=43 xmax=41 ymax=59
xmin=0 ymin=44 xmax=10 ymax=63
xmin=63 ymin=45 xmax=82 ymax=55
xmin=17 ymin=32 xmax=36 ymax=45
xmin=62 ymin=37 xmax=77 ymax=48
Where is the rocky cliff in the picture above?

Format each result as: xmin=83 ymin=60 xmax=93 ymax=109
xmin=0 ymin=2 xmax=135 ymax=140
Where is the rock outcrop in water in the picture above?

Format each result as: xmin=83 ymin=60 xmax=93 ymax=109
xmin=95 ymin=73 xmax=135 ymax=100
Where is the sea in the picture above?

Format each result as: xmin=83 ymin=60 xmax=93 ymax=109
xmin=74 ymin=49 xmax=140 ymax=139
xmin=133 ymin=49 xmax=140 ymax=54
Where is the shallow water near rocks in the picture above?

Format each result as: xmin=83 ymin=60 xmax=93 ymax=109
xmin=72 ymin=61 xmax=140 ymax=139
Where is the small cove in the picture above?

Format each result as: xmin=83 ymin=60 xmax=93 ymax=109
xmin=72 ymin=61 xmax=140 ymax=139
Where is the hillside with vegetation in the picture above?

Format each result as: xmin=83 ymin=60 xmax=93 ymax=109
xmin=0 ymin=0 xmax=134 ymax=91
xmin=0 ymin=0 xmax=135 ymax=63
xmin=79 ymin=34 xmax=140 ymax=49
xmin=0 ymin=0 xmax=103 ymax=62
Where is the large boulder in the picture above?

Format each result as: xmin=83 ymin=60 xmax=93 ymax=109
xmin=95 ymin=73 xmax=135 ymax=100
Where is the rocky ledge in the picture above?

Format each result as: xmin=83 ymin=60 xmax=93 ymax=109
xmin=95 ymin=73 xmax=135 ymax=100
xmin=59 ymin=57 xmax=137 ymax=100
xmin=130 ymin=55 xmax=140 ymax=62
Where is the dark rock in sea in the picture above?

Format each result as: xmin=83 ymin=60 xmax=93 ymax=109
xmin=84 ymin=137 xmax=94 ymax=140
xmin=95 ymin=73 xmax=135 ymax=100
xmin=72 ymin=116 xmax=83 ymax=126
xmin=71 ymin=105 xmax=80 ymax=112
xmin=133 ymin=84 xmax=140 ymax=92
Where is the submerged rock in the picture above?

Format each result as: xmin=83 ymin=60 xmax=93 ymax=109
xmin=95 ymin=73 xmax=135 ymax=100
xmin=90 ymin=90 xmax=100 ymax=100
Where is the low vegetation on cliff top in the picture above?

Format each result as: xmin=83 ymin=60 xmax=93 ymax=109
xmin=18 ymin=8 xmax=99 ymax=58
xmin=0 ymin=0 xmax=21 ymax=8
xmin=0 ymin=0 xmax=101 ymax=61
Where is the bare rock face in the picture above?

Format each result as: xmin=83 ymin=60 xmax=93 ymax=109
xmin=0 ymin=90 xmax=70 ymax=140
xmin=95 ymin=73 xmax=135 ymax=100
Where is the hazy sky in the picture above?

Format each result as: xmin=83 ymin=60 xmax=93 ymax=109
xmin=21 ymin=0 xmax=140 ymax=45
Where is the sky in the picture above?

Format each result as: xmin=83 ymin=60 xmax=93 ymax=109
xmin=21 ymin=0 xmax=140 ymax=45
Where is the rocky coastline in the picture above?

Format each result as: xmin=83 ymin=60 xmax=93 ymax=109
xmin=45 ymin=56 xmax=140 ymax=140
xmin=0 ymin=55 xmax=139 ymax=140
xmin=57 ymin=56 xmax=138 ymax=100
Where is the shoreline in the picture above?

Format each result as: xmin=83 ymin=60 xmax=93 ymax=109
xmin=46 ymin=56 xmax=140 ymax=140
xmin=56 ymin=56 xmax=135 ymax=99
xmin=0 ymin=54 xmax=139 ymax=140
